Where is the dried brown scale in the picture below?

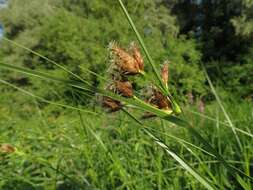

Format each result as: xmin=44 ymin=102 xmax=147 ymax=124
xmin=102 ymin=97 xmax=122 ymax=112
xmin=141 ymin=63 xmax=172 ymax=119
xmin=129 ymin=43 xmax=144 ymax=71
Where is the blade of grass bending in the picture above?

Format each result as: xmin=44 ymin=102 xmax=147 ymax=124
xmin=147 ymin=127 xmax=215 ymax=157
xmin=163 ymin=115 xmax=253 ymax=181
xmin=159 ymin=145 xmax=216 ymax=190
xmin=0 ymin=62 xmax=175 ymax=117
xmin=124 ymin=160 xmax=253 ymax=186
xmin=2 ymin=37 xmax=88 ymax=84
xmin=117 ymin=0 xmax=163 ymax=90
xmin=0 ymin=62 xmax=95 ymax=93
xmin=202 ymin=64 xmax=242 ymax=151
xmin=79 ymin=65 xmax=107 ymax=82
xmin=117 ymin=0 xmax=181 ymax=114
xmin=181 ymin=143 xmax=219 ymax=186
xmin=122 ymin=109 xmax=216 ymax=190
xmin=0 ymin=78 xmax=98 ymax=115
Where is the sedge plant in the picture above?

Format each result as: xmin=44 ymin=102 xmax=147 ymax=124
xmin=0 ymin=0 xmax=252 ymax=189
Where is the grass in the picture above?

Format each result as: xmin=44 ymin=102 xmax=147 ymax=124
xmin=0 ymin=1 xmax=253 ymax=189
xmin=0 ymin=88 xmax=252 ymax=189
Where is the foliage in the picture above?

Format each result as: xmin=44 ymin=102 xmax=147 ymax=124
xmin=171 ymin=0 xmax=253 ymax=99
xmin=231 ymin=0 xmax=253 ymax=37
xmin=0 ymin=0 xmax=205 ymax=103
xmin=0 ymin=88 xmax=253 ymax=189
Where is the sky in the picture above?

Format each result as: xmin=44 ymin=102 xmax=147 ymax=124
xmin=0 ymin=0 xmax=7 ymax=39
xmin=0 ymin=0 xmax=7 ymax=9
xmin=0 ymin=25 xmax=3 ymax=38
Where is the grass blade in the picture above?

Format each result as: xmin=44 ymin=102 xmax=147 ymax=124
xmin=117 ymin=0 xmax=181 ymax=114
xmin=185 ymin=109 xmax=253 ymax=138
xmin=122 ymin=109 xmax=216 ymax=190
xmin=0 ymin=62 xmax=94 ymax=93
xmin=117 ymin=0 xmax=163 ymax=90
xmin=2 ymin=37 xmax=87 ymax=84
xmin=163 ymin=115 xmax=253 ymax=181
xmin=202 ymin=65 xmax=242 ymax=150
xmin=0 ymin=78 xmax=98 ymax=115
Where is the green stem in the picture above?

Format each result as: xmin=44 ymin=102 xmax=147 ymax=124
xmin=117 ymin=0 xmax=181 ymax=114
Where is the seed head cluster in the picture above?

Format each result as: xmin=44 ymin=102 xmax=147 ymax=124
xmin=109 ymin=42 xmax=144 ymax=75
xmin=102 ymin=42 xmax=172 ymax=116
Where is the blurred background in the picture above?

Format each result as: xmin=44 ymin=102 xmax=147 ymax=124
xmin=0 ymin=0 xmax=252 ymax=105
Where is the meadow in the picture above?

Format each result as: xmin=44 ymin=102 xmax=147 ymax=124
xmin=0 ymin=0 xmax=253 ymax=189
xmin=1 ymin=85 xmax=253 ymax=189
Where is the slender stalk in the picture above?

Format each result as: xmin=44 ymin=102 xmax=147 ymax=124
xmin=122 ymin=108 xmax=216 ymax=190
xmin=202 ymin=64 xmax=242 ymax=151
xmin=0 ymin=78 xmax=97 ymax=115
xmin=2 ymin=37 xmax=87 ymax=84
xmin=117 ymin=0 xmax=181 ymax=114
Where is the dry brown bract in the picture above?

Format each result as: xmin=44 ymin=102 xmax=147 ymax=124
xmin=161 ymin=62 xmax=169 ymax=85
xmin=129 ymin=42 xmax=144 ymax=71
xmin=102 ymin=96 xmax=122 ymax=112
xmin=148 ymin=63 xmax=171 ymax=111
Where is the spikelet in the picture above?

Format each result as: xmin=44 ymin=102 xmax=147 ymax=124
xmin=142 ymin=89 xmax=172 ymax=119
xmin=149 ymin=90 xmax=172 ymax=110
xmin=102 ymin=96 xmax=122 ymax=112
xmin=109 ymin=42 xmax=142 ymax=75
xmin=129 ymin=42 xmax=144 ymax=71
xmin=115 ymin=80 xmax=133 ymax=97
xmin=161 ymin=61 xmax=169 ymax=86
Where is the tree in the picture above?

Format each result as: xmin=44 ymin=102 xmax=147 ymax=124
xmin=231 ymin=0 xmax=253 ymax=37
xmin=0 ymin=0 xmax=205 ymax=103
xmin=170 ymin=0 xmax=253 ymax=99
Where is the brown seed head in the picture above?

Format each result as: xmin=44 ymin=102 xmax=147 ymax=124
xmin=102 ymin=96 xmax=122 ymax=112
xmin=115 ymin=81 xmax=133 ymax=97
xmin=149 ymin=90 xmax=172 ymax=110
xmin=0 ymin=144 xmax=16 ymax=154
xmin=110 ymin=42 xmax=143 ymax=75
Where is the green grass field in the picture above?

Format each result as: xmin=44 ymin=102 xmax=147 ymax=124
xmin=1 ymin=85 xmax=252 ymax=189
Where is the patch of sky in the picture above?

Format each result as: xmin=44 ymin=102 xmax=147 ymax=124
xmin=0 ymin=24 xmax=3 ymax=39
xmin=0 ymin=0 xmax=7 ymax=8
